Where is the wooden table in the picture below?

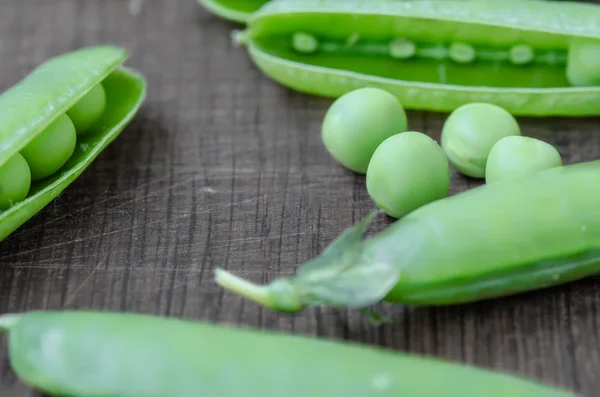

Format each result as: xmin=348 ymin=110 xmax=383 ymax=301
xmin=1 ymin=0 xmax=600 ymax=396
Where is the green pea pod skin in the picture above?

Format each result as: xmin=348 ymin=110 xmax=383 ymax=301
xmin=199 ymin=0 xmax=556 ymax=24
xmin=238 ymin=0 xmax=600 ymax=116
xmin=0 ymin=46 xmax=146 ymax=242
xmin=215 ymin=161 xmax=600 ymax=311
xmin=199 ymin=0 xmax=268 ymax=23
xmin=0 ymin=311 xmax=577 ymax=397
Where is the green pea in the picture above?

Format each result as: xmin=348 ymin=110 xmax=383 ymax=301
xmin=441 ymin=102 xmax=521 ymax=178
xmin=321 ymin=87 xmax=408 ymax=174
xmin=20 ymin=114 xmax=77 ymax=181
xmin=292 ymin=32 xmax=319 ymax=54
xmin=66 ymin=83 xmax=107 ymax=134
xmin=366 ymin=131 xmax=450 ymax=219
xmin=485 ymin=136 xmax=563 ymax=184
xmin=509 ymin=44 xmax=535 ymax=65
xmin=566 ymin=37 xmax=600 ymax=87
xmin=0 ymin=153 xmax=31 ymax=211
xmin=389 ymin=38 xmax=416 ymax=59
xmin=449 ymin=42 xmax=476 ymax=64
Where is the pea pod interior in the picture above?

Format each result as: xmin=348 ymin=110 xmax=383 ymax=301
xmin=0 ymin=46 xmax=146 ymax=242
xmin=241 ymin=0 xmax=600 ymax=115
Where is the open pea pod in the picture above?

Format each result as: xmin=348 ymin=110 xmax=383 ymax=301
xmin=236 ymin=0 xmax=600 ymax=116
xmin=0 ymin=45 xmax=146 ymax=242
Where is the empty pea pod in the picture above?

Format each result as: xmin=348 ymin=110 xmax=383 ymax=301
xmin=0 ymin=310 xmax=578 ymax=396
xmin=216 ymin=160 xmax=600 ymax=311
xmin=234 ymin=0 xmax=600 ymax=116
xmin=0 ymin=45 xmax=146 ymax=242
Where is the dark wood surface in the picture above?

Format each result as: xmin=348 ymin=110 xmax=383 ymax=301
xmin=2 ymin=0 xmax=600 ymax=396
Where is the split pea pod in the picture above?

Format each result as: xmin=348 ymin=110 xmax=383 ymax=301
xmin=0 ymin=46 xmax=146 ymax=242
xmin=235 ymin=0 xmax=600 ymax=116
xmin=216 ymin=160 xmax=600 ymax=311
xmin=0 ymin=310 xmax=578 ymax=396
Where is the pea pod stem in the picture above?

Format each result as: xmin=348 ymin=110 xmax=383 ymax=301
xmin=0 ymin=314 xmax=20 ymax=330
xmin=214 ymin=269 xmax=275 ymax=308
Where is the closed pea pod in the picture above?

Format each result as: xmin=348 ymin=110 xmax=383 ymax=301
xmin=0 ymin=46 xmax=146 ymax=242
xmin=216 ymin=160 xmax=600 ymax=311
xmin=235 ymin=0 xmax=600 ymax=116
xmin=0 ymin=310 xmax=579 ymax=397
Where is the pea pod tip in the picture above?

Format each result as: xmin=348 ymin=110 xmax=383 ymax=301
xmin=0 ymin=314 xmax=21 ymax=331
xmin=231 ymin=29 xmax=250 ymax=47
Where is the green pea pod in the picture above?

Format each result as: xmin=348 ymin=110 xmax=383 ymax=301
xmin=235 ymin=0 xmax=600 ymax=116
xmin=216 ymin=160 xmax=600 ymax=312
xmin=0 ymin=310 xmax=578 ymax=396
xmin=199 ymin=0 xmax=557 ymax=24
xmin=199 ymin=0 xmax=269 ymax=23
xmin=0 ymin=46 xmax=146 ymax=242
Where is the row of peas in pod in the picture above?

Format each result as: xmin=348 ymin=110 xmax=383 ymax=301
xmin=0 ymin=83 xmax=107 ymax=211
xmin=321 ymin=87 xmax=563 ymax=219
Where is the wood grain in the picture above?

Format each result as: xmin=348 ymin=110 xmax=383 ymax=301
xmin=1 ymin=0 xmax=600 ymax=396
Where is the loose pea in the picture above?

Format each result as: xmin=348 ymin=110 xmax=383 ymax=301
xmin=441 ymin=103 xmax=521 ymax=178
xmin=20 ymin=114 xmax=77 ymax=181
xmin=566 ymin=37 xmax=600 ymax=87
xmin=321 ymin=87 xmax=408 ymax=174
xmin=66 ymin=83 xmax=107 ymax=134
xmin=485 ymin=135 xmax=563 ymax=184
xmin=0 ymin=153 xmax=31 ymax=211
xmin=366 ymin=131 xmax=450 ymax=219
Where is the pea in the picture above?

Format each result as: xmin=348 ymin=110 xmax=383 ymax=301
xmin=366 ymin=131 xmax=450 ymax=219
xmin=66 ymin=83 xmax=107 ymax=134
xmin=440 ymin=102 xmax=521 ymax=178
xmin=566 ymin=37 xmax=600 ymax=87
xmin=321 ymin=87 xmax=408 ymax=174
xmin=485 ymin=135 xmax=563 ymax=184
xmin=0 ymin=153 xmax=31 ymax=211
xmin=20 ymin=114 xmax=77 ymax=181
